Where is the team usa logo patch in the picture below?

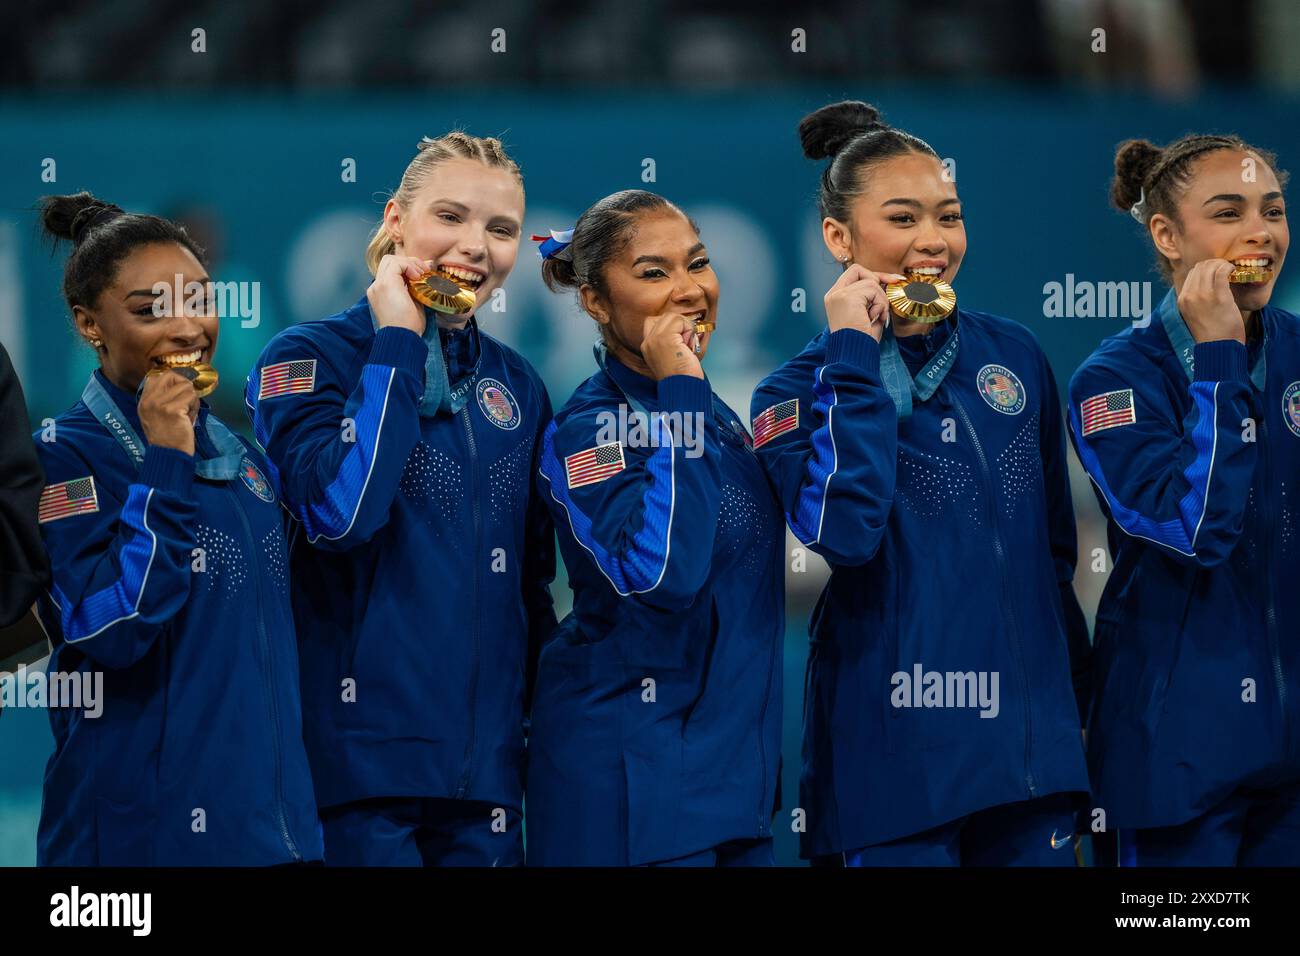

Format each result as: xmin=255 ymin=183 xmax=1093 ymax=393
xmin=751 ymin=399 xmax=799 ymax=448
xmin=1283 ymin=382 xmax=1300 ymax=438
xmin=239 ymin=457 xmax=276 ymax=502
xmin=38 ymin=476 xmax=99 ymax=524
xmin=1080 ymin=388 xmax=1136 ymax=437
xmin=565 ymin=441 xmax=625 ymax=489
xmin=476 ymin=378 xmax=520 ymax=430
xmin=258 ymin=359 xmax=316 ymax=400
xmin=976 ymin=365 xmax=1026 ymax=415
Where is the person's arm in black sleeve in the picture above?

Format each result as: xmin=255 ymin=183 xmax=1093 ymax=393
xmin=0 ymin=343 xmax=49 ymax=628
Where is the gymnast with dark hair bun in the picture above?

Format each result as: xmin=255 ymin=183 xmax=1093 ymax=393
xmin=1069 ymin=132 xmax=1300 ymax=866
xmin=752 ymin=100 xmax=1092 ymax=866
xmin=30 ymin=191 xmax=322 ymax=865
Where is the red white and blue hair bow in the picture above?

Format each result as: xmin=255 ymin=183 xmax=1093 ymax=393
xmin=530 ymin=228 xmax=575 ymax=261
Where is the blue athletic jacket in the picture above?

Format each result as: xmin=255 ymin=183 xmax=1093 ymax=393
xmin=753 ymin=316 xmax=1092 ymax=857
xmin=527 ymin=351 xmax=784 ymax=865
xmin=33 ymin=370 xmax=323 ymax=866
xmin=245 ymin=296 xmax=556 ymax=815
xmin=1069 ymin=289 xmax=1300 ymax=829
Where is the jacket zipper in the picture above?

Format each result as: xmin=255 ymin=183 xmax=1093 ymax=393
xmin=225 ymin=483 xmax=300 ymax=860
xmin=951 ymin=393 xmax=1037 ymax=797
xmin=1259 ymin=417 xmax=1288 ymax=757
xmin=456 ymin=405 xmax=483 ymax=798
xmin=757 ymin=597 xmax=777 ymax=833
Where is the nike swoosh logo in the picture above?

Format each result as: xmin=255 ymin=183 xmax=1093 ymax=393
xmin=1050 ymin=829 xmax=1073 ymax=850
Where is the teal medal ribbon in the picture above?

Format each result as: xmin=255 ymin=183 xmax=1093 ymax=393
xmin=82 ymin=374 xmax=248 ymax=480
xmin=876 ymin=320 xmax=961 ymax=421
xmin=1156 ymin=288 xmax=1266 ymax=390
xmin=372 ymin=309 xmax=480 ymax=417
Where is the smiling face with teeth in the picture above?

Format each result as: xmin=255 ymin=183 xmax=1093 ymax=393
xmin=821 ymin=151 xmax=967 ymax=335
xmin=1150 ymin=149 xmax=1288 ymax=313
xmin=72 ymin=241 xmax=217 ymax=395
xmin=578 ymin=209 xmax=719 ymax=373
xmin=382 ymin=156 xmax=525 ymax=328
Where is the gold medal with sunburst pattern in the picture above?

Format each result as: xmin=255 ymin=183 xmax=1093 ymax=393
xmin=408 ymin=269 xmax=478 ymax=314
xmin=146 ymin=362 xmax=220 ymax=398
xmin=885 ymin=273 xmax=956 ymax=323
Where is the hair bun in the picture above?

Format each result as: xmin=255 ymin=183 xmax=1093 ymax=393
xmin=1111 ymin=139 xmax=1164 ymax=213
xmin=39 ymin=191 xmax=123 ymax=245
xmin=799 ymin=100 xmax=887 ymax=161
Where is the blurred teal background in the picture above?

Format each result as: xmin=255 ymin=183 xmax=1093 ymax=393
xmin=3 ymin=88 xmax=1298 ymax=865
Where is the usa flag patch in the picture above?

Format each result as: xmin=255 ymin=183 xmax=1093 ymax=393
xmin=1080 ymin=388 xmax=1136 ymax=436
xmin=258 ymin=359 xmax=316 ymax=400
xmin=565 ymin=442 xmax=625 ymax=489
xmin=752 ymin=399 xmax=799 ymax=449
xmin=39 ymin=476 xmax=99 ymax=524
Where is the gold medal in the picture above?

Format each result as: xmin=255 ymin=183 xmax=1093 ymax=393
xmin=146 ymin=362 xmax=219 ymax=398
xmin=693 ymin=319 xmax=715 ymax=356
xmin=1227 ymin=256 xmax=1274 ymax=284
xmin=408 ymin=268 xmax=478 ymax=314
xmin=885 ymin=272 xmax=957 ymax=323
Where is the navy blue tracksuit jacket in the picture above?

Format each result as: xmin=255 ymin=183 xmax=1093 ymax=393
xmin=35 ymin=371 xmax=322 ymax=865
xmin=753 ymin=317 xmax=1092 ymax=857
xmin=527 ymin=353 xmax=784 ymax=865
xmin=246 ymin=297 xmax=556 ymax=817
xmin=1069 ymin=289 xmax=1300 ymax=829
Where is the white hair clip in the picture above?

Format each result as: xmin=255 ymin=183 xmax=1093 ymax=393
xmin=1130 ymin=187 xmax=1147 ymax=223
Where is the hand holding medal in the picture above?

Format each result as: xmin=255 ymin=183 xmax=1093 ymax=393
xmin=371 ymin=254 xmax=481 ymax=335
xmin=824 ymin=263 xmax=906 ymax=341
xmin=1178 ymin=258 xmax=1250 ymax=344
xmin=138 ymin=366 xmax=202 ymax=455
xmin=642 ymin=312 xmax=705 ymax=381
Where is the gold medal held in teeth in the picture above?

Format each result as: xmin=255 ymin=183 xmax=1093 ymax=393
xmin=885 ymin=272 xmax=957 ymax=323
xmin=1228 ymin=262 xmax=1273 ymax=284
xmin=147 ymin=362 xmax=219 ymax=398
xmin=408 ymin=268 xmax=478 ymax=314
